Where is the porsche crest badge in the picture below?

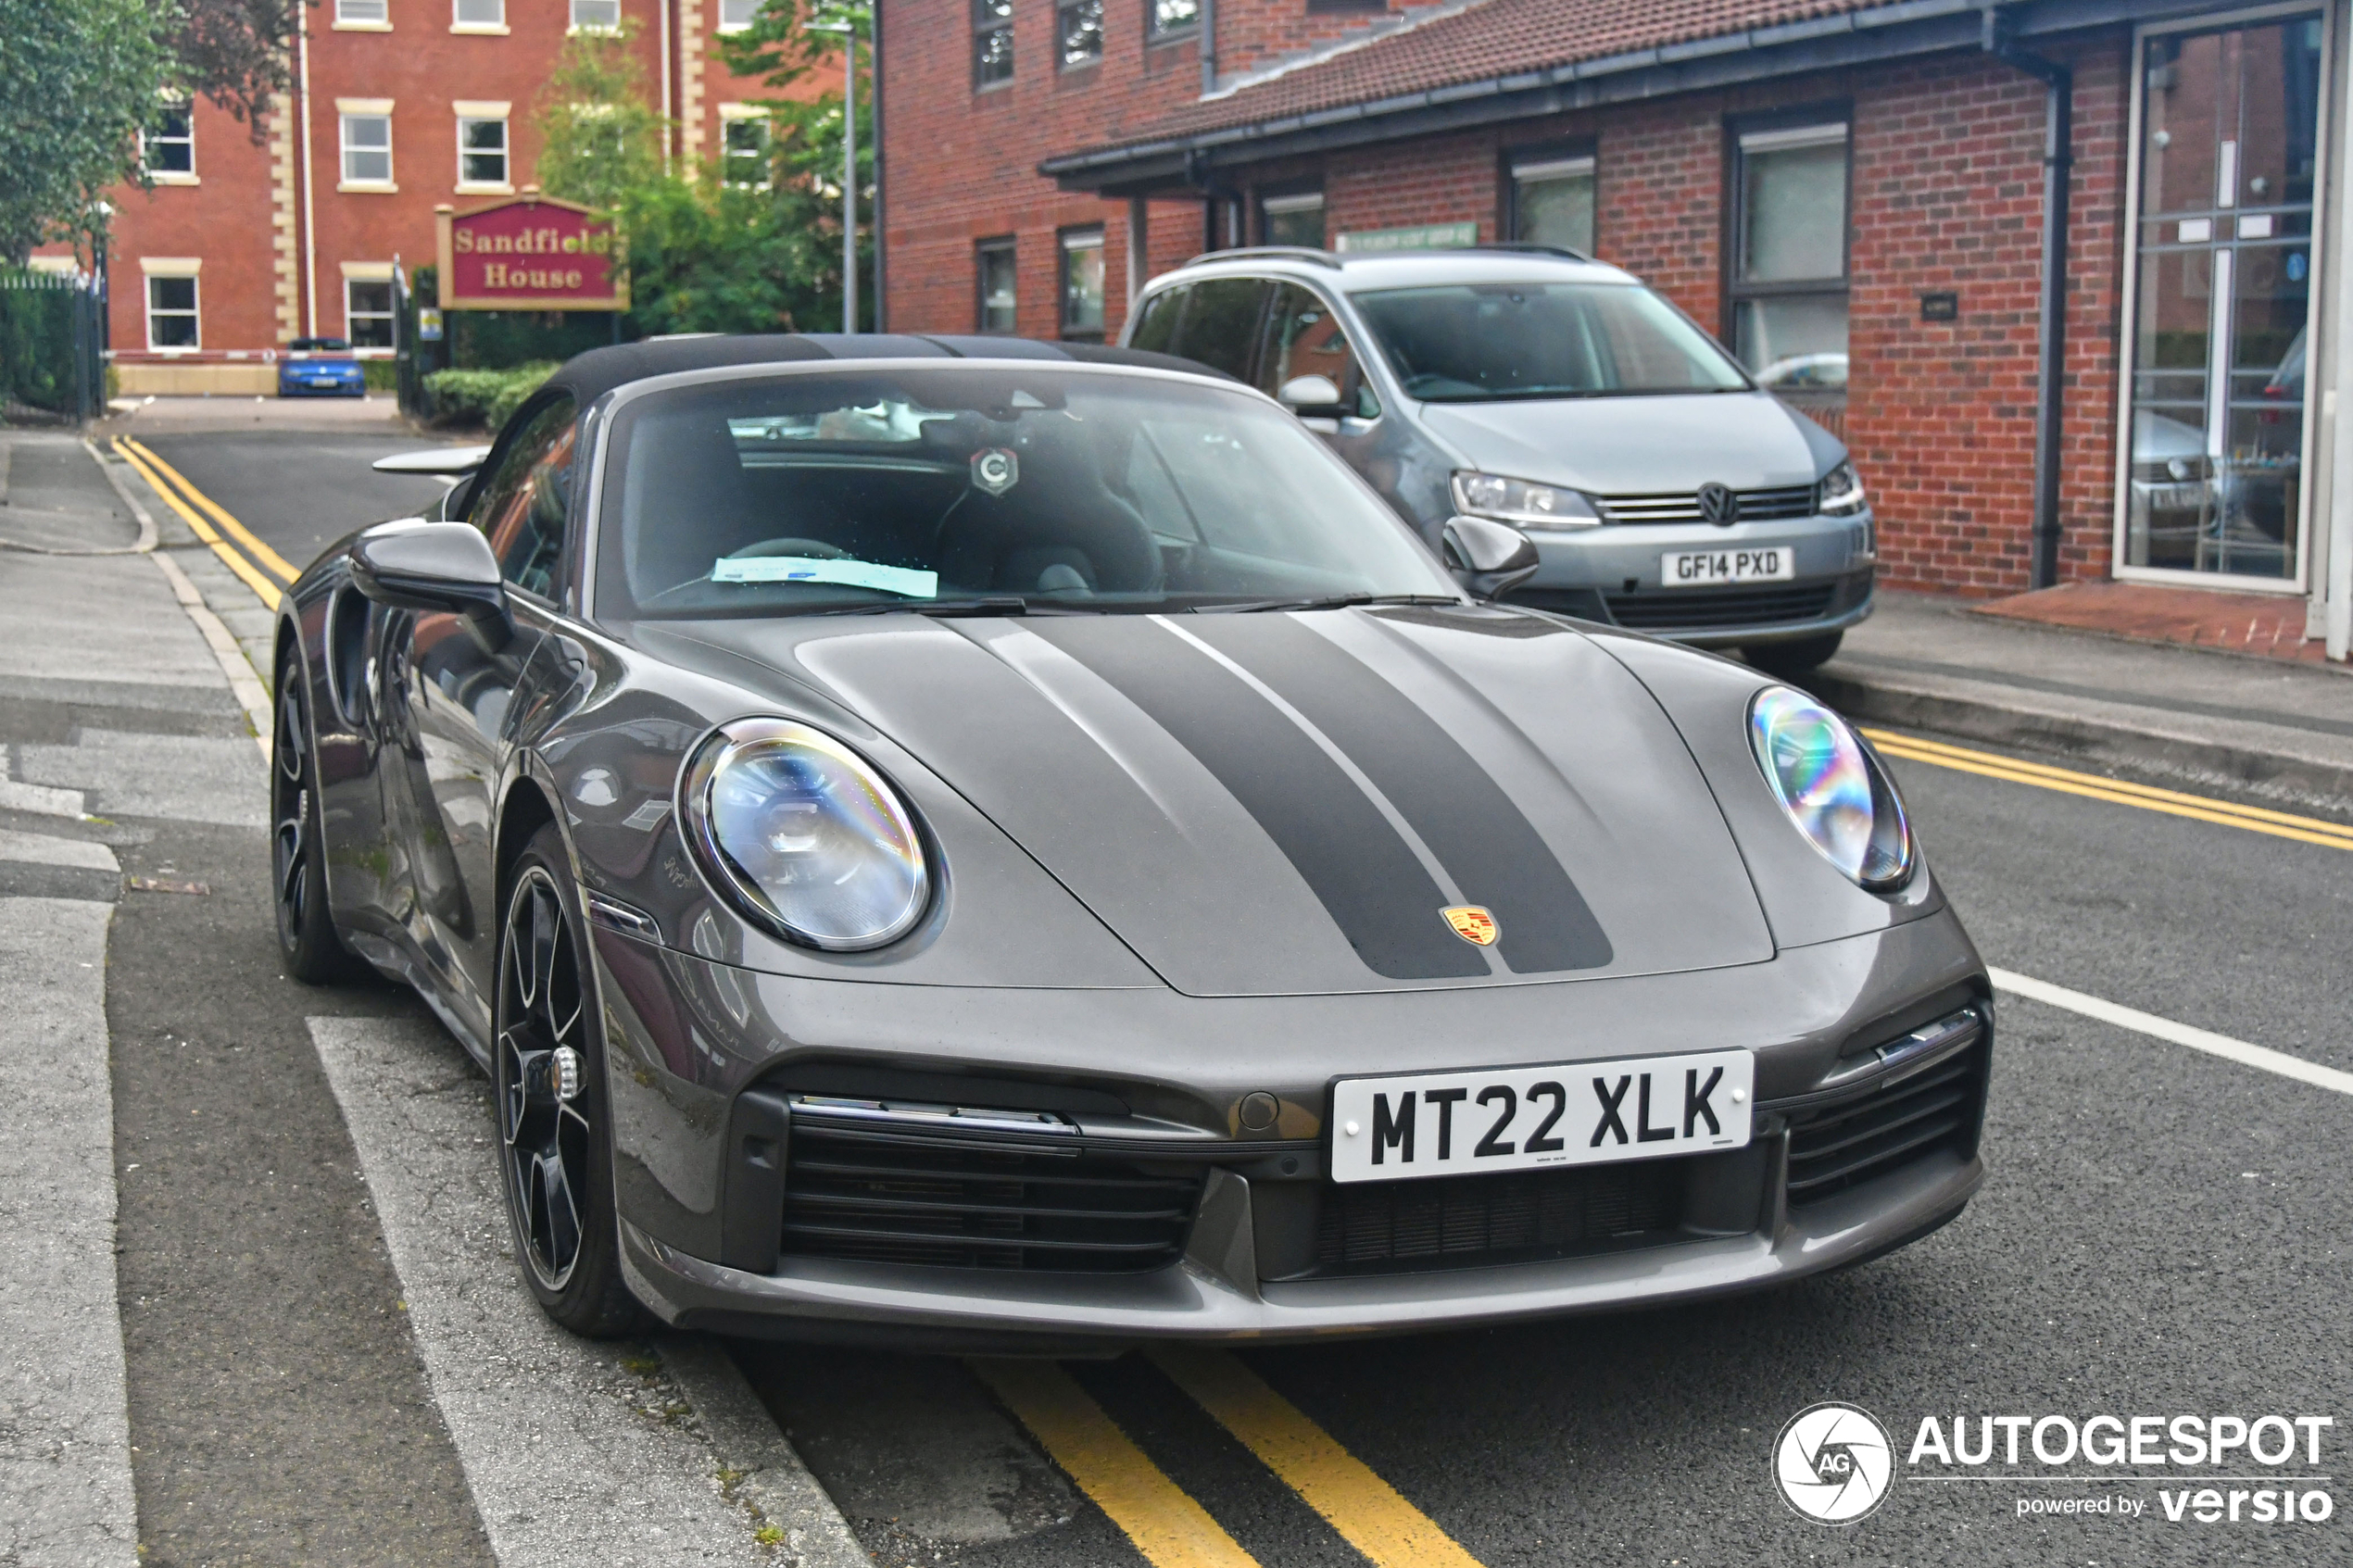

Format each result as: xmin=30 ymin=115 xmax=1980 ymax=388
xmin=1442 ymin=905 xmax=1499 ymax=946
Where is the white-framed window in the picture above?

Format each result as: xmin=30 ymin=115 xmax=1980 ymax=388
xmin=718 ymin=0 xmax=761 ymax=31
xmin=456 ymin=107 xmax=510 ymax=188
xmin=453 ymin=0 xmax=507 ymax=27
xmin=1259 ymin=190 xmax=1325 ymax=248
xmin=335 ymin=0 xmax=391 ymax=26
xmin=346 ymin=275 xmax=396 ymax=349
xmin=1509 ymin=149 xmax=1594 ymax=256
xmin=570 ymin=0 xmax=621 ymax=31
xmin=339 ymin=108 xmax=394 ymax=186
xmin=145 ymin=101 xmax=195 ymax=179
xmin=1728 ymin=119 xmax=1850 ymax=377
xmin=145 ymin=270 xmax=200 ymax=350
xmin=719 ymin=108 xmax=771 ymax=187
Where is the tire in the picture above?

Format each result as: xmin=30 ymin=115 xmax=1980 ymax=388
xmin=271 ymin=660 xmax=368 ymax=984
xmin=495 ymin=823 xmax=644 ymax=1337
xmin=1745 ymin=630 xmax=1844 ymax=677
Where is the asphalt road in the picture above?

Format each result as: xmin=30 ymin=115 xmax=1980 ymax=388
xmin=21 ymin=427 xmax=2353 ymax=1568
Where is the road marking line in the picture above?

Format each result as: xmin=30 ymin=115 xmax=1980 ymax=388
xmin=1147 ymin=1348 xmax=1486 ymax=1568
xmin=119 ymin=437 xmax=299 ymax=583
xmin=1864 ymin=729 xmax=2353 ymax=853
xmin=306 ymin=1015 xmax=777 ymax=1566
xmin=969 ymin=1359 xmax=1263 ymax=1568
xmin=1865 ymin=728 xmax=2353 ymax=841
xmin=1990 ymin=968 xmax=2353 ymax=1098
xmin=110 ymin=440 xmax=283 ymax=611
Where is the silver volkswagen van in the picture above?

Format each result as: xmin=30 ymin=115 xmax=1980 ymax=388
xmin=1122 ymin=246 xmax=1873 ymax=672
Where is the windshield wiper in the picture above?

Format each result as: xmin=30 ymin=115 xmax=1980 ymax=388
xmin=1198 ymin=593 xmax=1463 ymax=614
xmin=917 ymin=596 xmax=1033 ymax=618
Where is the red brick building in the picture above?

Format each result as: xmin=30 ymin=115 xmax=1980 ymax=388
xmin=879 ymin=0 xmax=2353 ymax=644
xmin=37 ymin=0 xmax=818 ymax=394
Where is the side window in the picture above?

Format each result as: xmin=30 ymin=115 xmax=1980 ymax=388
xmin=468 ymin=395 xmax=577 ymax=599
xmin=1255 ymin=283 xmax=1379 ymax=418
xmin=1169 ymin=277 xmax=1269 ymax=381
xmin=1127 ymin=285 xmax=1186 ymax=353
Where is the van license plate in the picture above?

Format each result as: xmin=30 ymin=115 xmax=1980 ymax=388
xmin=1663 ymin=548 xmax=1795 ymax=586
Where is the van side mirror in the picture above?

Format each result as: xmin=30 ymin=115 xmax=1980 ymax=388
xmin=349 ymin=520 xmax=513 ymax=651
xmin=1441 ymin=515 xmax=1541 ymax=600
xmin=1277 ymin=373 xmax=1346 ymax=419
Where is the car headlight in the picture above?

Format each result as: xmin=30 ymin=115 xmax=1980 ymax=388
xmin=677 ymin=717 xmax=930 ymax=950
xmin=1747 ymin=686 xmax=1913 ymax=890
xmin=1451 ymin=470 xmax=1602 ymax=529
xmin=1818 ymin=459 xmax=1867 ymax=517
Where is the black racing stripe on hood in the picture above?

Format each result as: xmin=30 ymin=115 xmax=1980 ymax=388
xmin=1184 ymin=615 xmax=1614 ymax=975
xmin=1026 ymin=618 xmax=1488 ymax=981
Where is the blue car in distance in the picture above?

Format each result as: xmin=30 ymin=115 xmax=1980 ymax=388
xmin=279 ymin=337 xmax=368 ymax=398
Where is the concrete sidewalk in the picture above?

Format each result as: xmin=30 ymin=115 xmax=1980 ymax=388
xmin=1817 ymin=591 xmax=2353 ymax=808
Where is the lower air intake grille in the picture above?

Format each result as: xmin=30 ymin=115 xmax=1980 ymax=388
xmin=1785 ymin=1049 xmax=1982 ymax=1206
xmin=780 ymin=1121 xmax=1205 ymax=1273
xmin=1312 ymin=1159 xmax=1689 ymax=1275
xmin=1604 ymin=582 xmax=1839 ymax=630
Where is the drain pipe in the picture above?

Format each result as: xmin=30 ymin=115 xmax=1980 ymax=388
xmin=1200 ymin=0 xmax=1217 ymax=95
xmin=1985 ymin=7 xmax=2071 ymax=590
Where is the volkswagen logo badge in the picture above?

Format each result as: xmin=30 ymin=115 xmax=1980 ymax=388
xmin=1773 ymin=1401 xmax=1894 ymax=1524
xmin=1698 ymin=482 xmax=1737 ymax=526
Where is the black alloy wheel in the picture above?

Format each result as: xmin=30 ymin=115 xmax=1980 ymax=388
xmin=272 ymin=662 xmax=365 ymax=983
xmin=495 ymin=825 xmax=641 ymax=1336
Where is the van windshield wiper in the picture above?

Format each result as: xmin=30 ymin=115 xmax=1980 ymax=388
xmin=1199 ymin=593 xmax=1463 ymax=614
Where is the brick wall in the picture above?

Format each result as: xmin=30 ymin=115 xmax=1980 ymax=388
xmin=1846 ymin=43 xmax=2128 ymax=595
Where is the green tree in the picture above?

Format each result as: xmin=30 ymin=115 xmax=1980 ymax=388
xmin=533 ymin=20 xmax=669 ymax=214
xmin=529 ymin=12 xmax=853 ymax=336
xmin=0 ymin=0 xmax=174 ymax=264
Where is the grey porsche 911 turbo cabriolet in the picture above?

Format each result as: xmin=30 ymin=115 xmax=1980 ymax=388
xmin=271 ymin=332 xmax=1990 ymax=1349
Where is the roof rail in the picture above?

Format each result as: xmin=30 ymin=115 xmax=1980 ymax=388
xmin=1464 ymin=242 xmax=1594 ymax=262
xmin=1181 ymin=245 xmax=1343 ymax=270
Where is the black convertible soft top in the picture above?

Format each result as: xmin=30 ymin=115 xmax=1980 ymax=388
xmin=545 ymin=332 xmax=1229 ymax=408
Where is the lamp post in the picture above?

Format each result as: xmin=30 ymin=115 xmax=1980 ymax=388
xmin=809 ymin=19 xmax=859 ymax=334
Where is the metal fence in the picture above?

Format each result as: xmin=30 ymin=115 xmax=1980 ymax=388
xmin=0 ymin=269 xmax=106 ymax=423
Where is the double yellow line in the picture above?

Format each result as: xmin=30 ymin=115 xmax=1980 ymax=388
xmin=1863 ymin=727 xmax=2353 ymax=853
xmin=110 ymin=436 xmax=296 ymax=610
xmin=974 ymin=1348 xmax=1485 ymax=1568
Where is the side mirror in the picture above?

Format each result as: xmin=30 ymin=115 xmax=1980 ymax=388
xmin=1441 ymin=514 xmax=1541 ymax=600
xmin=1277 ymin=373 xmax=1346 ymax=418
xmin=350 ymin=520 xmax=513 ymax=650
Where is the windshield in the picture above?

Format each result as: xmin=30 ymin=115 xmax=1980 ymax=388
xmin=1351 ymin=282 xmax=1750 ymax=403
xmin=596 ymin=367 xmax=1459 ymax=619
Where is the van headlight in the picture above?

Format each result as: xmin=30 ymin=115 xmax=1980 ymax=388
xmin=1747 ymin=686 xmax=1913 ymax=890
xmin=678 ymin=718 xmax=931 ymax=950
xmin=1818 ymin=459 xmax=1867 ymax=517
xmin=1451 ymin=470 xmax=1602 ymax=529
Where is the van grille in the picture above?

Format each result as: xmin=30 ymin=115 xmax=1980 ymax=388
xmin=1596 ymin=485 xmax=1818 ymax=524
xmin=1784 ymin=1050 xmax=1982 ymax=1206
xmin=1604 ymin=582 xmax=1839 ymax=630
xmin=1310 ymin=1159 xmax=1689 ymax=1275
xmin=780 ymin=1120 xmax=1205 ymax=1273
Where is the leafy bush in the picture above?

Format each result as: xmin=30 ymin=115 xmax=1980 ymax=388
xmin=422 ymin=361 xmax=555 ymax=431
xmin=362 ymin=358 xmax=397 ymax=392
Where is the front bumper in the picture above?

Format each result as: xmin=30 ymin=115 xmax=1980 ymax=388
xmin=1504 ymin=512 xmax=1876 ymax=647
xmin=592 ymin=903 xmax=1989 ymax=1348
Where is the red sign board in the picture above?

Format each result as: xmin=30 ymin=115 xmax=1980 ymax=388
xmin=435 ymin=192 xmax=628 ymax=311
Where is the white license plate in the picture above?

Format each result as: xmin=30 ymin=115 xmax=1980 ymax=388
xmin=1662 ymin=547 xmax=1795 ymax=586
xmin=1328 ymin=1048 xmax=1753 ymax=1184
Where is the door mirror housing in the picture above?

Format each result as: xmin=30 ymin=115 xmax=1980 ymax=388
xmin=349 ymin=520 xmax=514 ymax=650
xmin=1277 ymin=373 xmax=1346 ymax=418
xmin=1441 ymin=514 xmax=1541 ymax=600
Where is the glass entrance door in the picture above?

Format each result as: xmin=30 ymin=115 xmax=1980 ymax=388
xmin=2125 ymin=14 xmax=2325 ymax=582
